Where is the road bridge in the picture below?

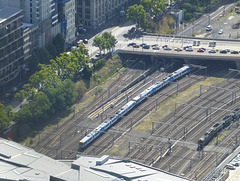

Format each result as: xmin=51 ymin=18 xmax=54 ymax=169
xmin=115 ymin=36 xmax=240 ymax=68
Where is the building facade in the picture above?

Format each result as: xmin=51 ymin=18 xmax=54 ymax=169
xmin=0 ymin=7 xmax=24 ymax=86
xmin=55 ymin=0 xmax=76 ymax=44
xmin=76 ymin=0 xmax=131 ymax=28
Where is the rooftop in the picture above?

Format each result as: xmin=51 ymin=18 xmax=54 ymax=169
xmin=0 ymin=138 xmax=191 ymax=181
xmin=0 ymin=6 xmax=22 ymax=24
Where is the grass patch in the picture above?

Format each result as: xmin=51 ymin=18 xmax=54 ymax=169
xmin=89 ymin=55 xmax=122 ymax=89
xmin=212 ymin=130 xmax=230 ymax=145
xmin=106 ymin=135 xmax=128 ymax=157
xmin=134 ymin=76 xmax=226 ymax=132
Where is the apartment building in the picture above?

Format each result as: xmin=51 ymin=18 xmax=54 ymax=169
xmin=76 ymin=0 xmax=130 ymax=28
xmin=0 ymin=7 xmax=24 ymax=86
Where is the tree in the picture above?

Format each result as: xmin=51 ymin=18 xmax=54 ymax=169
xmin=140 ymin=0 xmax=167 ymax=17
xmin=102 ymin=32 xmax=116 ymax=52
xmin=27 ymin=53 xmax=40 ymax=73
xmin=37 ymin=48 xmax=51 ymax=64
xmin=0 ymin=103 xmax=14 ymax=134
xmin=92 ymin=36 xmax=105 ymax=53
xmin=82 ymin=64 xmax=92 ymax=80
xmin=47 ymin=44 xmax=57 ymax=59
xmin=127 ymin=5 xmax=148 ymax=28
xmin=53 ymin=33 xmax=65 ymax=55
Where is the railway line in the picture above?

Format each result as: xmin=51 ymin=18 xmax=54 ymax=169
xmin=34 ymin=60 xmax=150 ymax=156
xmin=33 ymin=60 xmax=240 ymax=181
xmin=80 ymin=68 xmax=206 ymax=156
xmin=134 ymin=74 xmax=240 ymax=180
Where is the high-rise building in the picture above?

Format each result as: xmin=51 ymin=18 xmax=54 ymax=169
xmin=0 ymin=7 xmax=24 ymax=86
xmin=55 ymin=0 xmax=76 ymax=44
xmin=76 ymin=0 xmax=130 ymax=28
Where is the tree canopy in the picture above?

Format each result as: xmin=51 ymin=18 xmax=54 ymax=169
xmin=92 ymin=32 xmax=116 ymax=53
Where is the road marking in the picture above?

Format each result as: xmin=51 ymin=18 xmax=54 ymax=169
xmin=111 ymin=26 xmax=119 ymax=32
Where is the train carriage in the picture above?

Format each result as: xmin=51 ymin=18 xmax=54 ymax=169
xmin=79 ymin=65 xmax=191 ymax=149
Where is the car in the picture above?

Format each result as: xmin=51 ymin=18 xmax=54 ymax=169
xmin=199 ymin=47 xmax=206 ymax=51
xmin=184 ymin=46 xmax=192 ymax=50
xmin=83 ymin=39 xmax=88 ymax=44
xmin=153 ymin=46 xmax=160 ymax=50
xmin=225 ymin=48 xmax=230 ymax=52
xmin=220 ymin=49 xmax=227 ymax=53
xmin=185 ymin=47 xmax=193 ymax=51
xmin=11 ymin=86 xmax=18 ymax=92
xmin=133 ymin=44 xmax=140 ymax=48
xmin=197 ymin=48 xmax=205 ymax=52
xmin=206 ymin=25 xmax=212 ymax=31
xmin=143 ymin=45 xmax=150 ymax=49
xmin=175 ymin=48 xmax=182 ymax=51
xmin=95 ymin=52 xmax=101 ymax=57
xmin=164 ymin=46 xmax=172 ymax=50
xmin=128 ymin=27 xmax=136 ymax=33
xmin=128 ymin=42 xmax=136 ymax=47
xmin=231 ymin=50 xmax=239 ymax=54
xmin=218 ymin=29 xmax=223 ymax=34
xmin=208 ymin=49 xmax=217 ymax=53
xmin=162 ymin=45 xmax=168 ymax=48
xmin=152 ymin=44 xmax=158 ymax=47
xmin=140 ymin=43 xmax=147 ymax=46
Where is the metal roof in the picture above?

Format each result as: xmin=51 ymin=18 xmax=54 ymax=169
xmin=0 ymin=138 xmax=192 ymax=181
xmin=0 ymin=6 xmax=22 ymax=24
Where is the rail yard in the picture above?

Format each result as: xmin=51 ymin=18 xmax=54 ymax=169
xmin=34 ymin=55 xmax=240 ymax=181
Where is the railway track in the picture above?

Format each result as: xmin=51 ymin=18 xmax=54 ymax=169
xmin=34 ymin=61 xmax=149 ymax=155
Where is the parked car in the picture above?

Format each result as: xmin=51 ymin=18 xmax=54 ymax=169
xmin=153 ymin=46 xmax=160 ymax=50
xmin=231 ymin=50 xmax=239 ymax=54
xmin=185 ymin=47 xmax=193 ymax=51
xmin=152 ymin=44 xmax=158 ymax=47
xmin=83 ymin=39 xmax=88 ymax=44
xmin=197 ymin=48 xmax=205 ymax=52
xmin=175 ymin=47 xmax=183 ymax=51
xmin=218 ymin=29 xmax=223 ymax=34
xmin=162 ymin=45 xmax=168 ymax=48
xmin=206 ymin=25 xmax=212 ymax=31
xmin=184 ymin=46 xmax=192 ymax=50
xmin=164 ymin=46 xmax=172 ymax=50
xmin=95 ymin=52 xmax=101 ymax=57
xmin=128 ymin=42 xmax=136 ymax=46
xmin=140 ymin=43 xmax=147 ymax=46
xmin=225 ymin=48 xmax=231 ymax=52
xmin=143 ymin=45 xmax=150 ymax=49
xmin=208 ymin=49 xmax=217 ymax=53
xmin=133 ymin=44 xmax=140 ymax=48
xmin=220 ymin=49 xmax=227 ymax=53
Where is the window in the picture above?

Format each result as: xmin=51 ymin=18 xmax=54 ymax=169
xmin=85 ymin=0 xmax=90 ymax=6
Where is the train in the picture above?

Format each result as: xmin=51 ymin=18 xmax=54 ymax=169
xmin=197 ymin=108 xmax=240 ymax=150
xmin=79 ymin=65 xmax=191 ymax=149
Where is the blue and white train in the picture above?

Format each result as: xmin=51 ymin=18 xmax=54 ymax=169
xmin=79 ymin=65 xmax=190 ymax=148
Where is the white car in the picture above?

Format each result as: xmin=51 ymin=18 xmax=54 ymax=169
xmin=164 ymin=46 xmax=172 ymax=50
xmin=206 ymin=25 xmax=212 ymax=31
xmin=218 ymin=29 xmax=223 ymax=34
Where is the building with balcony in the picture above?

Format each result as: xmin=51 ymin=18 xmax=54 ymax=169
xmin=0 ymin=7 xmax=24 ymax=87
xmin=76 ymin=0 xmax=132 ymax=29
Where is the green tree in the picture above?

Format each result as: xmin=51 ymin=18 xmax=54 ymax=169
xmin=27 ymin=53 xmax=40 ymax=73
xmin=102 ymin=32 xmax=116 ymax=52
xmin=92 ymin=36 xmax=105 ymax=53
xmin=127 ymin=5 xmax=148 ymax=28
xmin=0 ymin=103 xmax=14 ymax=134
xmin=53 ymin=33 xmax=65 ymax=55
xmin=82 ymin=64 xmax=92 ymax=80
xmin=37 ymin=48 xmax=51 ymax=64
xmin=141 ymin=0 xmax=167 ymax=17
xmin=47 ymin=44 xmax=57 ymax=59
